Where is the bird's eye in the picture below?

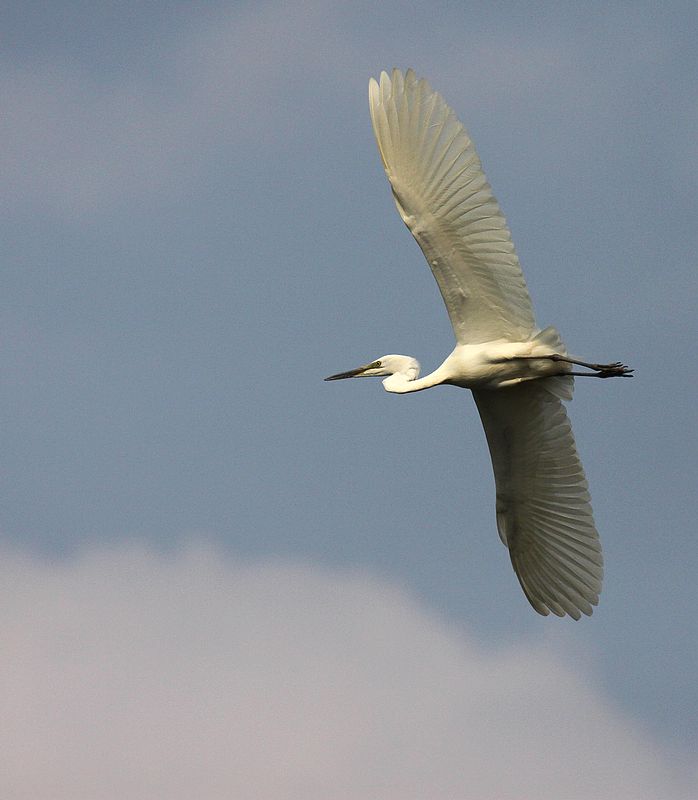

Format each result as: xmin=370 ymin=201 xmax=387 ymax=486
xmin=374 ymin=361 xmax=382 ymax=367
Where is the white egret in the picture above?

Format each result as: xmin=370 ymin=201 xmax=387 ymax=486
xmin=326 ymin=69 xmax=632 ymax=619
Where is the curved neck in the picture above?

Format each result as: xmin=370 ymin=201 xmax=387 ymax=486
xmin=383 ymin=368 xmax=446 ymax=394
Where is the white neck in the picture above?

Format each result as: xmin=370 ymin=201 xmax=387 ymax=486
xmin=382 ymin=368 xmax=446 ymax=394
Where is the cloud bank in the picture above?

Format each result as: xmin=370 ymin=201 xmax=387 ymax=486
xmin=1 ymin=545 xmax=693 ymax=799
xmin=6 ymin=2 xmax=686 ymax=220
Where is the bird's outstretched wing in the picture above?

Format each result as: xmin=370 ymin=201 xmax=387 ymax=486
xmin=473 ymin=383 xmax=602 ymax=618
xmin=369 ymin=69 xmax=536 ymax=345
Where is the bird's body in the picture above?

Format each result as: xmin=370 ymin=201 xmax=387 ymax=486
xmin=385 ymin=335 xmax=572 ymax=393
xmin=326 ymin=69 xmax=631 ymax=619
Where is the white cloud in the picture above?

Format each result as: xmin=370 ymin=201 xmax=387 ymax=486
xmin=1 ymin=544 xmax=693 ymax=800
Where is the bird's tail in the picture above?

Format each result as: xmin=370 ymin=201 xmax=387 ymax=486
xmin=532 ymin=326 xmax=574 ymax=401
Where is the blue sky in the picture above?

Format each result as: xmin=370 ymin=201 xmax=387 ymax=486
xmin=2 ymin=2 xmax=697 ymax=797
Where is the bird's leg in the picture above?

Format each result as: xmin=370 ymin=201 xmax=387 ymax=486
xmin=532 ymin=354 xmax=634 ymax=378
xmin=566 ymin=369 xmax=633 ymax=378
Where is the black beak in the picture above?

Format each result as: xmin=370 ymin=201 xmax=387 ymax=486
xmin=324 ymin=366 xmax=368 ymax=381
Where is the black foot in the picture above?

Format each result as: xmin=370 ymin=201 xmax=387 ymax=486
xmin=595 ymin=363 xmax=634 ymax=378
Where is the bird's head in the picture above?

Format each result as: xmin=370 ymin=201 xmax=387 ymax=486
xmin=324 ymin=355 xmax=420 ymax=384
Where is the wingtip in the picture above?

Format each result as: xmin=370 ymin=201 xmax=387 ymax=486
xmin=370 ymin=68 xmax=419 ymax=96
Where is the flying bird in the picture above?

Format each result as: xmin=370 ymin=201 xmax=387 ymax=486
xmin=325 ymin=69 xmax=632 ymax=619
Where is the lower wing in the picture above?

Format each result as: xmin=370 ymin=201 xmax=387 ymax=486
xmin=473 ymin=382 xmax=603 ymax=619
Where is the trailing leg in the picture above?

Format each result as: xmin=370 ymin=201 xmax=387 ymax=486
xmin=545 ymin=354 xmax=633 ymax=378
xmin=514 ymin=353 xmax=633 ymax=378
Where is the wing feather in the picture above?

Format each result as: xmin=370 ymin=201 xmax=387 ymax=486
xmin=473 ymin=383 xmax=603 ymax=619
xmin=369 ymin=69 xmax=536 ymax=345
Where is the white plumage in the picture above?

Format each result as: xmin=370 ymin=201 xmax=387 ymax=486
xmin=326 ymin=69 xmax=631 ymax=618
xmin=368 ymin=68 xmax=535 ymax=345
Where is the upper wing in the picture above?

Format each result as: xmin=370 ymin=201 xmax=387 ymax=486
xmin=369 ymin=69 xmax=536 ymax=345
xmin=473 ymin=383 xmax=603 ymax=619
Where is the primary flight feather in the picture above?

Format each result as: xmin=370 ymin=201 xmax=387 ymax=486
xmin=326 ymin=69 xmax=631 ymax=619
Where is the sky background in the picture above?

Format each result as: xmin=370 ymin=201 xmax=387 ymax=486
xmin=2 ymin=2 xmax=697 ymax=797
